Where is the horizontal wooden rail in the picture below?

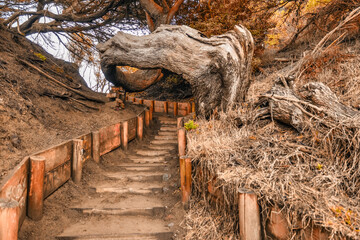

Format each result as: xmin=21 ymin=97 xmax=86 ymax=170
xmin=0 ymin=106 xmax=151 ymax=235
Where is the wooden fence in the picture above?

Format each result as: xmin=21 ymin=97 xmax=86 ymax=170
xmin=0 ymin=96 xmax=196 ymax=239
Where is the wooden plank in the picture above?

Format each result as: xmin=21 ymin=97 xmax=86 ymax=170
xmin=44 ymin=160 xmax=71 ymax=198
xmin=92 ymin=131 xmax=100 ymax=163
xmin=0 ymin=157 xmax=29 ymax=226
xmin=127 ymin=96 xmax=135 ymax=102
xmin=154 ymin=101 xmax=164 ymax=113
xmin=128 ymin=117 xmax=137 ymax=141
xmin=143 ymin=99 xmax=152 ymax=108
xmin=76 ymin=133 xmax=92 ymax=163
xmin=121 ymin=121 xmax=129 ymax=150
xmin=178 ymin=102 xmax=189 ymax=116
xmin=34 ymin=140 xmax=73 ymax=173
xmin=99 ymin=123 xmax=121 ymax=156
xmin=167 ymin=102 xmax=176 ymax=114
xmin=137 ymin=115 xmax=144 ymax=140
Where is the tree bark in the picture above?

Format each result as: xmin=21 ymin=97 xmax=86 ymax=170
xmin=114 ymin=0 xmax=184 ymax=93
xmin=98 ymin=24 xmax=254 ymax=116
xmin=258 ymin=79 xmax=360 ymax=131
xmin=112 ymin=67 xmax=163 ymax=92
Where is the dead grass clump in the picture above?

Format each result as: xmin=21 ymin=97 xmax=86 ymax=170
xmin=186 ymin=105 xmax=360 ymax=239
xmin=298 ymin=40 xmax=360 ymax=108
xmin=181 ymin=199 xmax=237 ymax=240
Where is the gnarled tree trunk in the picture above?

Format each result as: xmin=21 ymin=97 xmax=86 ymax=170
xmin=113 ymin=0 xmax=184 ymax=92
xmin=98 ymin=24 xmax=254 ymax=116
xmin=257 ymin=78 xmax=360 ymax=131
xmin=107 ymin=67 xmax=163 ymax=92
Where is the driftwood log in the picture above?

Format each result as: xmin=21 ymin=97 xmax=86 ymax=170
xmin=258 ymin=78 xmax=360 ymax=131
xmin=98 ymin=24 xmax=254 ymax=116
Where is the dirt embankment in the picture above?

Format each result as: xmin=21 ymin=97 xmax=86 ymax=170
xmin=0 ymin=25 xmax=143 ymax=181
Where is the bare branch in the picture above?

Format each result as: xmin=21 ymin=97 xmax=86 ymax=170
xmin=167 ymin=0 xmax=184 ymax=23
xmin=140 ymin=0 xmax=163 ymax=19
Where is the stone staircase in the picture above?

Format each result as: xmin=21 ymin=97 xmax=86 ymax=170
xmin=56 ymin=116 xmax=179 ymax=240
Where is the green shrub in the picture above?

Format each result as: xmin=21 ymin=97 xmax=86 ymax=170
xmin=184 ymin=120 xmax=198 ymax=131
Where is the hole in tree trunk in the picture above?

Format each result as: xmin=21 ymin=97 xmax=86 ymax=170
xmin=134 ymin=69 xmax=193 ymax=101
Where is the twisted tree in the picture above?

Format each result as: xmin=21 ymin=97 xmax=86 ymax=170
xmin=98 ymin=24 xmax=254 ymax=116
xmin=114 ymin=0 xmax=185 ymax=92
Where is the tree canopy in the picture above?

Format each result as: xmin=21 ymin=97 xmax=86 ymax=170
xmin=1 ymin=0 xmax=359 ymax=91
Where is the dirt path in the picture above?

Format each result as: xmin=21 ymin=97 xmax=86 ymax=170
xmin=19 ymin=114 xmax=185 ymax=239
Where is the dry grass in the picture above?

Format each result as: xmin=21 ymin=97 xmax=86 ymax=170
xmin=181 ymin=199 xmax=237 ymax=240
xmin=186 ymin=107 xmax=360 ymax=238
xmin=183 ymin=38 xmax=360 ymax=239
xmin=299 ymin=39 xmax=360 ymax=108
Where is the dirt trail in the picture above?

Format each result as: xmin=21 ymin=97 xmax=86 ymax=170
xmin=19 ymin=114 xmax=185 ymax=240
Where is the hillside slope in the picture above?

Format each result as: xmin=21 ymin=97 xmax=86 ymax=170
xmin=0 ymin=25 xmax=141 ymax=181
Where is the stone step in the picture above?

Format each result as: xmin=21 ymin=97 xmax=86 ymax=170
xmin=150 ymin=140 xmax=177 ymax=145
xmin=147 ymin=145 xmax=176 ymax=151
xmin=159 ymin=126 xmax=177 ymax=132
xmin=159 ymin=120 xmax=177 ymax=125
xmin=103 ymin=172 xmax=170 ymax=182
xmin=157 ymin=131 xmax=177 ymax=136
xmin=57 ymin=232 xmax=173 ymax=240
xmin=108 ymin=163 xmax=168 ymax=172
xmin=71 ymin=195 xmax=166 ymax=216
xmin=94 ymin=181 xmax=164 ymax=194
xmin=157 ymin=116 xmax=176 ymax=121
xmin=154 ymin=135 xmax=177 ymax=140
xmin=57 ymin=216 xmax=172 ymax=240
xmin=75 ymin=207 xmax=165 ymax=216
xmin=135 ymin=150 xmax=169 ymax=156
xmin=127 ymin=155 xmax=167 ymax=163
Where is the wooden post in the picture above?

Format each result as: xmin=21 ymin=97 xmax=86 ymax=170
xmin=177 ymin=117 xmax=184 ymax=129
xmin=178 ymin=128 xmax=186 ymax=156
xmin=266 ymin=206 xmax=289 ymax=240
xmin=139 ymin=99 xmax=144 ymax=104
xmin=145 ymin=110 xmax=150 ymax=127
xmin=238 ymin=188 xmax=261 ymax=240
xmin=164 ymin=101 xmax=168 ymax=114
xmin=137 ymin=115 xmax=144 ymax=140
xmin=92 ymin=131 xmax=100 ymax=163
xmin=186 ymin=102 xmax=192 ymax=115
xmin=179 ymin=156 xmax=186 ymax=203
xmin=192 ymin=102 xmax=196 ymax=113
xmin=185 ymin=157 xmax=192 ymax=202
xmin=173 ymin=102 xmax=178 ymax=116
xmin=28 ymin=156 xmax=45 ymax=220
xmin=0 ymin=199 xmax=19 ymax=240
xmin=72 ymin=139 xmax=83 ymax=183
xmin=121 ymin=121 xmax=129 ymax=150
xmin=150 ymin=100 xmax=154 ymax=120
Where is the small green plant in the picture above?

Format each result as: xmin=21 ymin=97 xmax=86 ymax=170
xmin=184 ymin=120 xmax=198 ymax=131
xmin=34 ymin=52 xmax=46 ymax=61
xmin=316 ymin=163 xmax=323 ymax=170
